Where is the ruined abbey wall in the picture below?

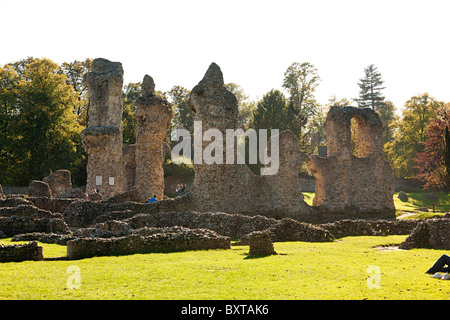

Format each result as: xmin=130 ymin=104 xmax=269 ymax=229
xmin=308 ymin=106 xmax=396 ymax=219
xmin=81 ymin=58 xmax=125 ymax=199
xmin=187 ymin=63 xmax=312 ymax=220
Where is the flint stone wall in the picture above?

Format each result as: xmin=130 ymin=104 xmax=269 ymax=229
xmin=27 ymin=197 xmax=76 ymax=214
xmin=134 ymin=75 xmax=173 ymax=202
xmin=81 ymin=58 xmax=125 ymax=199
xmin=66 ymin=226 xmax=230 ymax=259
xmin=0 ymin=198 xmax=70 ymax=236
xmin=0 ymin=241 xmax=43 ymax=262
xmin=308 ymin=106 xmax=395 ymax=219
xmin=28 ymin=180 xmax=52 ymax=198
xmin=248 ymin=231 xmax=277 ymax=256
xmin=43 ymin=170 xmax=72 ymax=198
xmin=399 ymin=215 xmax=450 ymax=249
xmin=186 ymin=63 xmax=312 ymax=220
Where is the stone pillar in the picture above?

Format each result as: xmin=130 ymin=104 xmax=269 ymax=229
xmin=134 ymin=75 xmax=173 ymax=202
xmin=81 ymin=58 xmax=124 ymax=199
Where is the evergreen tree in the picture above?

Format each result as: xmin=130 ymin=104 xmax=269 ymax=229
xmin=356 ymin=64 xmax=386 ymax=110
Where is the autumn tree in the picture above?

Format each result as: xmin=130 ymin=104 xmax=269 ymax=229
xmin=415 ymin=104 xmax=450 ymax=192
xmin=385 ymin=93 xmax=442 ymax=178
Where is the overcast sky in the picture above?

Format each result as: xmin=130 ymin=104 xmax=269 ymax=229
xmin=1 ymin=0 xmax=449 ymax=111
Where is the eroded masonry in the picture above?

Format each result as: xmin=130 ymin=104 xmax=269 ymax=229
xmin=308 ymin=106 xmax=396 ymax=219
xmin=80 ymin=58 xmax=396 ymax=222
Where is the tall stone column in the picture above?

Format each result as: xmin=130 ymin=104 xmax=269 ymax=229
xmin=81 ymin=58 xmax=124 ymax=199
xmin=134 ymin=75 xmax=173 ymax=202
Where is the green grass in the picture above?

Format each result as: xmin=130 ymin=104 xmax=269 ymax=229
xmin=303 ymin=191 xmax=449 ymax=219
xmin=0 ymin=236 xmax=448 ymax=300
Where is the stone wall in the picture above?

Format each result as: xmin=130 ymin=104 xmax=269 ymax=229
xmin=185 ymin=63 xmax=312 ymax=220
xmin=43 ymin=170 xmax=72 ymax=197
xmin=0 ymin=198 xmax=70 ymax=236
xmin=399 ymin=215 xmax=450 ymax=249
xmin=0 ymin=241 xmax=43 ymax=262
xmin=27 ymin=197 xmax=76 ymax=214
xmin=66 ymin=227 xmax=230 ymax=259
xmin=81 ymin=58 xmax=125 ymax=199
xmin=308 ymin=106 xmax=395 ymax=219
xmin=134 ymin=75 xmax=173 ymax=202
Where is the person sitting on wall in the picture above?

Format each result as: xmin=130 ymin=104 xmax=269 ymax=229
xmin=147 ymin=195 xmax=158 ymax=204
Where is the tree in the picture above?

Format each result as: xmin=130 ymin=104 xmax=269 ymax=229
xmin=60 ymin=59 xmax=92 ymax=126
xmin=355 ymin=64 xmax=386 ymax=111
xmin=0 ymin=58 xmax=82 ymax=185
xmin=167 ymin=85 xmax=193 ymax=135
xmin=251 ymin=89 xmax=289 ymax=132
xmin=224 ymin=82 xmax=255 ymax=128
xmin=414 ymin=104 xmax=450 ymax=192
xmin=122 ymin=82 xmax=141 ymax=146
xmin=282 ymin=62 xmax=321 ymax=137
xmin=385 ymin=93 xmax=442 ymax=179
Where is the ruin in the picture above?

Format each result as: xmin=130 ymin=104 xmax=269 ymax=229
xmin=43 ymin=170 xmax=72 ymax=198
xmin=81 ymin=58 xmax=125 ymax=199
xmin=399 ymin=215 xmax=450 ymax=250
xmin=185 ymin=63 xmax=312 ymax=220
xmin=308 ymin=106 xmax=396 ymax=220
xmin=134 ymin=75 xmax=173 ymax=202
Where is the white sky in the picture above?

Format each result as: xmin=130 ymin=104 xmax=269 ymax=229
xmin=1 ymin=0 xmax=449 ymax=111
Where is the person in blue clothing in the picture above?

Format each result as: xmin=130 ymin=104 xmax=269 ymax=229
xmin=147 ymin=195 xmax=158 ymax=204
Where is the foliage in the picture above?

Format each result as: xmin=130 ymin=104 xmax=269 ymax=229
xmin=385 ymin=93 xmax=442 ymax=179
xmin=414 ymin=104 xmax=450 ymax=192
xmin=0 ymin=58 xmax=83 ymax=185
xmin=282 ymin=62 xmax=321 ymax=139
xmin=355 ymin=64 xmax=385 ymax=110
xmin=122 ymin=82 xmax=141 ymax=146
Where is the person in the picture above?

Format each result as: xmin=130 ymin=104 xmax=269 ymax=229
xmin=176 ymin=184 xmax=181 ymax=196
xmin=425 ymin=254 xmax=450 ymax=276
xmin=148 ymin=195 xmax=158 ymax=203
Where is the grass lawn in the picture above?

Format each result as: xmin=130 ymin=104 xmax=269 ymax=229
xmin=0 ymin=236 xmax=448 ymax=300
xmin=303 ymin=192 xmax=449 ymax=219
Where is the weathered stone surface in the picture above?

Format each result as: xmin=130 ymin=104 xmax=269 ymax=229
xmin=27 ymin=197 xmax=75 ymax=213
xmin=186 ymin=63 xmax=312 ymax=220
xmin=67 ymin=227 xmax=230 ymax=259
xmin=397 ymin=191 xmax=408 ymax=202
xmin=0 ymin=185 xmax=5 ymax=200
xmin=248 ymin=231 xmax=277 ymax=256
xmin=308 ymin=106 xmax=395 ymax=220
xmin=81 ymin=58 xmax=125 ymax=199
xmin=58 ymin=188 xmax=85 ymax=199
xmin=122 ymin=144 xmax=136 ymax=191
xmin=12 ymin=232 xmax=75 ymax=245
xmin=134 ymin=75 xmax=173 ymax=202
xmin=43 ymin=170 xmax=72 ymax=198
xmin=0 ymin=199 xmax=70 ymax=236
xmin=0 ymin=241 xmax=43 ymax=262
xmin=28 ymin=180 xmax=52 ymax=198
xmin=319 ymin=219 xmax=418 ymax=239
xmin=88 ymin=193 xmax=103 ymax=202
xmin=399 ymin=216 xmax=450 ymax=249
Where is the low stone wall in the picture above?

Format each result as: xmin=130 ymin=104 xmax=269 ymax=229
xmin=66 ymin=226 xmax=231 ymax=259
xmin=318 ymin=219 xmax=419 ymax=239
xmin=399 ymin=215 xmax=450 ymax=250
xmin=0 ymin=199 xmax=71 ymax=237
xmin=27 ymin=197 xmax=76 ymax=214
xmin=0 ymin=241 xmax=43 ymax=262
